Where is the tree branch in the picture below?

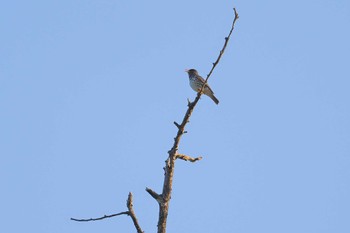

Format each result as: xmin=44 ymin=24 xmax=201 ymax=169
xmin=127 ymin=192 xmax=144 ymax=233
xmin=70 ymin=212 xmax=129 ymax=222
xmin=154 ymin=8 xmax=239 ymax=233
xmin=205 ymin=8 xmax=239 ymax=84
xmin=176 ymin=153 xmax=202 ymax=162
xmin=71 ymin=192 xmax=144 ymax=233
xmin=146 ymin=187 xmax=163 ymax=204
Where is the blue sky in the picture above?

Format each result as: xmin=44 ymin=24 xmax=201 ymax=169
xmin=1 ymin=1 xmax=349 ymax=232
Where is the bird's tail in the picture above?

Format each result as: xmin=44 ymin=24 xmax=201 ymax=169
xmin=209 ymin=94 xmax=219 ymax=105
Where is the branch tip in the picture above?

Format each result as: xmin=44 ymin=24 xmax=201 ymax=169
xmin=233 ymin=8 xmax=239 ymax=18
xmin=70 ymin=211 xmax=130 ymax=222
xmin=187 ymin=98 xmax=192 ymax=106
xmin=126 ymin=192 xmax=144 ymax=233
xmin=146 ymin=187 xmax=163 ymax=204
xmin=176 ymin=154 xmax=203 ymax=163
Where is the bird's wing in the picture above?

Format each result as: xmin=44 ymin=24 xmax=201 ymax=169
xmin=197 ymin=75 xmax=206 ymax=83
xmin=198 ymin=75 xmax=214 ymax=94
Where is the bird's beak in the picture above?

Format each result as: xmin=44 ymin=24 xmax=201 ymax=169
xmin=185 ymin=69 xmax=189 ymax=73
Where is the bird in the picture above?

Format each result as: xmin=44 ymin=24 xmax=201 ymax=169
xmin=185 ymin=69 xmax=219 ymax=105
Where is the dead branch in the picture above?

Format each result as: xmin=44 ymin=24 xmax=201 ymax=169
xmin=176 ymin=154 xmax=202 ymax=162
xmin=146 ymin=187 xmax=163 ymax=204
xmin=127 ymin=193 xmax=144 ymax=233
xmin=71 ymin=192 xmax=144 ymax=233
xmin=151 ymin=8 xmax=239 ymax=233
xmin=70 ymin=212 xmax=129 ymax=222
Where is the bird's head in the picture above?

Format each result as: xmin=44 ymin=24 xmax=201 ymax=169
xmin=185 ymin=69 xmax=198 ymax=76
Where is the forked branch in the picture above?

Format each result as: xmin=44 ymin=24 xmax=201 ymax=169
xmin=71 ymin=192 xmax=144 ymax=233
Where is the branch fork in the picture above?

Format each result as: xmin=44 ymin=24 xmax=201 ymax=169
xmin=71 ymin=192 xmax=144 ymax=233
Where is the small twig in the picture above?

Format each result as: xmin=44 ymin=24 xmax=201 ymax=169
xmin=173 ymin=121 xmax=181 ymax=129
xmin=146 ymin=187 xmax=163 ymax=204
xmin=176 ymin=154 xmax=202 ymax=162
xmin=187 ymin=98 xmax=192 ymax=106
xmin=70 ymin=211 xmax=129 ymax=222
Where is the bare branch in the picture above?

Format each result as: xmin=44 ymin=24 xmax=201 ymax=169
xmin=173 ymin=121 xmax=181 ymax=129
xmin=71 ymin=193 xmax=144 ymax=233
xmin=204 ymin=8 xmax=239 ymax=83
xmin=154 ymin=8 xmax=239 ymax=233
xmin=146 ymin=187 xmax=163 ymax=204
xmin=70 ymin=211 xmax=129 ymax=222
xmin=127 ymin=192 xmax=144 ymax=233
xmin=176 ymin=154 xmax=202 ymax=162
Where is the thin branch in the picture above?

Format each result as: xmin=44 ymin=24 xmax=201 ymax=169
xmin=205 ymin=8 xmax=239 ymax=83
xmin=173 ymin=121 xmax=181 ymax=129
xmin=70 ymin=211 xmax=129 ymax=222
xmin=127 ymin=192 xmax=144 ymax=233
xmin=146 ymin=187 xmax=163 ymax=203
xmin=154 ymin=8 xmax=239 ymax=233
xmin=176 ymin=154 xmax=202 ymax=162
xmin=71 ymin=193 xmax=144 ymax=233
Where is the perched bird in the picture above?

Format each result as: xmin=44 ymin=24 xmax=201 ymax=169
xmin=185 ymin=69 xmax=219 ymax=105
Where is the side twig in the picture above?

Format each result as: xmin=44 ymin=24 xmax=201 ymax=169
xmin=71 ymin=212 xmax=129 ymax=222
xmin=176 ymin=154 xmax=202 ymax=162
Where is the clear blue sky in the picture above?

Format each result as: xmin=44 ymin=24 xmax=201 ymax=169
xmin=1 ymin=1 xmax=349 ymax=233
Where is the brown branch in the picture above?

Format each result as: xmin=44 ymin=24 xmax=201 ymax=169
xmin=71 ymin=193 xmax=144 ymax=233
xmin=176 ymin=154 xmax=202 ymax=162
xmin=173 ymin=121 xmax=181 ymax=129
xmin=127 ymin=192 xmax=144 ymax=233
xmin=70 ymin=211 xmax=129 ymax=222
xmin=154 ymin=8 xmax=239 ymax=233
xmin=204 ymin=8 xmax=239 ymax=84
xmin=146 ymin=187 xmax=163 ymax=203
